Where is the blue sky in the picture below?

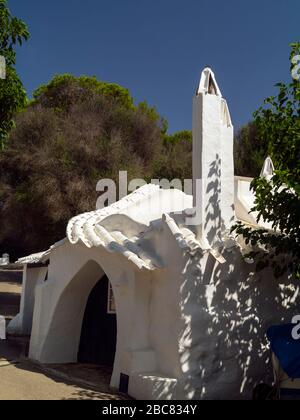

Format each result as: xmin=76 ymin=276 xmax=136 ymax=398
xmin=10 ymin=0 xmax=300 ymax=133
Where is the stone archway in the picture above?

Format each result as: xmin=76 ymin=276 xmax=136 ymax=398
xmin=32 ymin=260 xmax=119 ymax=373
xmin=29 ymin=248 xmax=157 ymax=395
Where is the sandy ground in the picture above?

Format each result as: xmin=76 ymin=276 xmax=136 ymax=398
xmin=0 ymin=282 xmax=22 ymax=294
xmin=0 ymin=358 xmax=124 ymax=400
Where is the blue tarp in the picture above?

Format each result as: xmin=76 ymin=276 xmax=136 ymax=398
xmin=267 ymin=324 xmax=300 ymax=379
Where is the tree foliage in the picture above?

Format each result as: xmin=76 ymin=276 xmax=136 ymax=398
xmin=0 ymin=75 xmax=170 ymax=257
xmin=233 ymin=43 xmax=300 ymax=279
xmin=234 ymin=121 xmax=268 ymax=178
xmin=153 ymin=130 xmax=192 ymax=181
xmin=0 ymin=0 xmax=29 ymax=148
xmin=32 ymin=74 xmax=135 ymax=111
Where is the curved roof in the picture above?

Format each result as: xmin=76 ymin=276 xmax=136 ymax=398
xmin=66 ymin=184 xmax=193 ymax=270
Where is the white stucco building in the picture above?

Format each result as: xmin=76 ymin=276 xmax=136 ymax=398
xmin=8 ymin=68 xmax=299 ymax=400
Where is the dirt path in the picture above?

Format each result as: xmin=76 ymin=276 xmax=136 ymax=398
xmin=0 ymin=358 xmax=125 ymax=400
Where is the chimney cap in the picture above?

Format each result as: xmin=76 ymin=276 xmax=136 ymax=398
xmin=197 ymin=67 xmax=222 ymax=97
xmin=260 ymin=156 xmax=275 ymax=180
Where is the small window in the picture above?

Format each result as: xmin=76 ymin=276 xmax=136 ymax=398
xmin=107 ymin=282 xmax=116 ymax=314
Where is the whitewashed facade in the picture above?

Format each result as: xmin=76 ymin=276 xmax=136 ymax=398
xmin=8 ymin=69 xmax=298 ymax=400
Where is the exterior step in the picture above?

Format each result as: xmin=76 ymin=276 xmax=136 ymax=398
xmin=128 ymin=372 xmax=177 ymax=400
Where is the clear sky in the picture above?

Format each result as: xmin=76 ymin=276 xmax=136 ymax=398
xmin=9 ymin=0 xmax=300 ymax=133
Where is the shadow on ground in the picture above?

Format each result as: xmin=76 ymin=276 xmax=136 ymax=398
xmin=0 ymin=337 xmax=128 ymax=400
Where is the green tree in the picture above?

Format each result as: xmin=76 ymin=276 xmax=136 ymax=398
xmin=233 ymin=43 xmax=300 ymax=279
xmin=234 ymin=121 xmax=268 ymax=178
xmin=32 ymin=74 xmax=135 ymax=111
xmin=0 ymin=75 xmax=165 ymax=258
xmin=0 ymin=0 xmax=29 ymax=148
xmin=152 ymin=130 xmax=193 ymax=182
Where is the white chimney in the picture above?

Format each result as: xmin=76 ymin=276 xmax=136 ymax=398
xmin=260 ymin=156 xmax=275 ymax=181
xmin=192 ymin=68 xmax=235 ymax=245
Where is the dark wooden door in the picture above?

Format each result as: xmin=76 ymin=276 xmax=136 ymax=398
xmin=78 ymin=275 xmax=117 ymax=366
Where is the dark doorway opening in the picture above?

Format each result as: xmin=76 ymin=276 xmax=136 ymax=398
xmin=78 ymin=275 xmax=117 ymax=366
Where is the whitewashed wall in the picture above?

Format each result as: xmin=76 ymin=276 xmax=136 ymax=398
xmin=26 ymin=221 xmax=299 ymax=400
xmin=7 ymin=265 xmax=48 ymax=335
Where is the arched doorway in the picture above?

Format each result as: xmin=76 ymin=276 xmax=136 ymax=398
xmin=78 ymin=275 xmax=117 ymax=366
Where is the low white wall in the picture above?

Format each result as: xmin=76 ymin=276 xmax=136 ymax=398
xmin=234 ymin=176 xmax=273 ymax=229
xmin=8 ymin=265 xmax=48 ymax=335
